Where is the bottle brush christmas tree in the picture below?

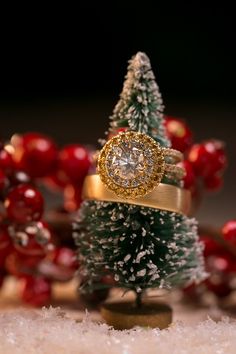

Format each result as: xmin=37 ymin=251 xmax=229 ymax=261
xmin=74 ymin=52 xmax=206 ymax=329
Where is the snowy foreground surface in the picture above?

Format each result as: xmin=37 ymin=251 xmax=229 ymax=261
xmin=1 ymin=307 xmax=236 ymax=354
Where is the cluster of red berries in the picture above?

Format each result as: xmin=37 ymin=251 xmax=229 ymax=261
xmin=164 ymin=116 xmax=227 ymax=193
xmin=166 ymin=117 xmax=233 ymax=300
xmin=184 ymin=221 xmax=236 ymax=300
xmin=0 ymin=132 xmax=91 ymax=306
xmin=0 ymin=116 xmax=229 ymax=307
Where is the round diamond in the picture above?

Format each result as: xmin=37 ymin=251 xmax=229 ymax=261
xmin=98 ymin=131 xmax=165 ymax=199
xmin=113 ymin=144 xmax=144 ymax=178
xmin=106 ymin=142 xmax=147 ymax=187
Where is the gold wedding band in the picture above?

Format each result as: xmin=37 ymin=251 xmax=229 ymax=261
xmin=82 ymin=175 xmax=191 ymax=215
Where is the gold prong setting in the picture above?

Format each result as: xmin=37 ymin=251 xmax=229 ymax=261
xmin=97 ymin=131 xmax=165 ymax=199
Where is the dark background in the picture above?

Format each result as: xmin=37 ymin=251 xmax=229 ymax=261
xmin=0 ymin=5 xmax=235 ymax=226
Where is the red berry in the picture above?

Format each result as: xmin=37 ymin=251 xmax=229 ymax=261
xmin=188 ymin=144 xmax=206 ymax=175
xmin=165 ymin=116 xmax=193 ymax=153
xmin=0 ymin=225 xmax=12 ymax=267
xmin=182 ymin=283 xmax=204 ymax=299
xmin=207 ymin=254 xmax=232 ymax=273
xmin=5 ymin=251 xmax=44 ymax=277
xmin=222 ymin=220 xmax=236 ymax=246
xmin=11 ymin=133 xmax=57 ymax=178
xmin=178 ymin=160 xmax=196 ymax=189
xmin=204 ymin=174 xmax=223 ymax=191
xmin=182 ymin=283 xmax=196 ymax=294
xmin=40 ymin=253 xmax=77 ymax=282
xmin=19 ymin=252 xmax=45 ymax=267
xmin=46 ymin=247 xmax=78 ymax=281
xmin=64 ymin=184 xmax=82 ymax=212
xmin=52 ymin=247 xmax=78 ymax=270
xmin=0 ymin=225 xmax=11 ymax=250
xmin=200 ymin=235 xmax=222 ymax=257
xmin=58 ymin=144 xmax=91 ymax=185
xmin=0 ymin=211 xmax=5 ymax=223
xmin=10 ymin=221 xmax=52 ymax=256
xmin=5 ymin=184 xmax=44 ymax=223
xmin=188 ymin=140 xmax=227 ymax=178
xmin=0 ymin=147 xmax=14 ymax=173
xmin=205 ymin=275 xmax=231 ymax=298
xmin=0 ymin=169 xmax=6 ymax=191
xmin=21 ymin=276 xmax=51 ymax=306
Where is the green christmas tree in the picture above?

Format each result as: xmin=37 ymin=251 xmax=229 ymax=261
xmin=109 ymin=52 xmax=169 ymax=148
xmin=74 ymin=52 xmax=206 ymax=306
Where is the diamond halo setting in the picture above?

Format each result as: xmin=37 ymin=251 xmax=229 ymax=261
xmin=97 ymin=131 xmax=165 ymax=199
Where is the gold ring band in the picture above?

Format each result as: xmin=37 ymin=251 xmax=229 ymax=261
xmin=82 ymin=175 xmax=191 ymax=215
xmin=163 ymin=148 xmax=183 ymax=163
xmin=165 ymin=164 xmax=186 ymax=179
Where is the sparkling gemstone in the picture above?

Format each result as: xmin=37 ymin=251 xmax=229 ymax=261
xmin=106 ymin=142 xmax=147 ymax=185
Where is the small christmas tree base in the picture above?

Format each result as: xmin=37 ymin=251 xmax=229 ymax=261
xmin=101 ymin=300 xmax=172 ymax=330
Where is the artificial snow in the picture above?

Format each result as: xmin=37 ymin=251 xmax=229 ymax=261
xmin=0 ymin=307 xmax=236 ymax=354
